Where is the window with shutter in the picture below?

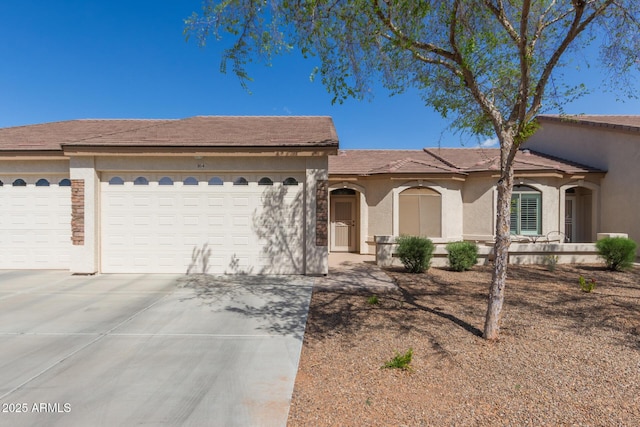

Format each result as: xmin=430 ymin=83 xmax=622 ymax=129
xmin=510 ymin=185 xmax=541 ymax=235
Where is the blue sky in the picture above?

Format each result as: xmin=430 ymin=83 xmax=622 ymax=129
xmin=1 ymin=1 xmax=638 ymax=149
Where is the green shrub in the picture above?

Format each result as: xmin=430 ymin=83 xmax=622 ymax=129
xmin=382 ymin=348 xmax=413 ymax=370
xmin=446 ymin=241 xmax=479 ymax=271
xmin=395 ymin=235 xmax=434 ymax=273
xmin=579 ymin=276 xmax=597 ymax=293
xmin=595 ymin=237 xmax=637 ymax=271
xmin=367 ymin=295 xmax=380 ymax=305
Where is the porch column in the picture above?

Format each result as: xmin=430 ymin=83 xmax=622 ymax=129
xmin=69 ymin=157 xmax=99 ymax=274
xmin=305 ymin=157 xmax=329 ymax=275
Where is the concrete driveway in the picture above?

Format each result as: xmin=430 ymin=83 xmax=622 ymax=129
xmin=0 ymin=270 xmax=314 ymax=427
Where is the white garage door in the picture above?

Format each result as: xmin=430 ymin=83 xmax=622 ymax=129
xmin=101 ymin=173 xmax=305 ymax=274
xmin=0 ymin=176 xmax=71 ymax=269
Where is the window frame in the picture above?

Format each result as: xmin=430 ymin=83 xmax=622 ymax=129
xmin=510 ymin=185 xmax=542 ymax=236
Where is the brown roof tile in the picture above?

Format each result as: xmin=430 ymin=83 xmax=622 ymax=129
xmin=329 ymin=150 xmax=461 ymax=175
xmin=0 ymin=116 xmax=339 ymax=152
xmin=330 ymin=148 xmax=603 ymax=175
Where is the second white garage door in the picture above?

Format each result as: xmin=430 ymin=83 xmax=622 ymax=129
xmin=0 ymin=175 xmax=71 ymax=269
xmin=101 ymin=173 xmax=305 ymax=274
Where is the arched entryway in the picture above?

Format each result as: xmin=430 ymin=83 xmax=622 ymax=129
xmin=329 ymin=185 xmax=367 ymax=253
xmin=564 ymin=186 xmax=594 ymax=242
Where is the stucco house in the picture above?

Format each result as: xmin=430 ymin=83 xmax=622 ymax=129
xmin=327 ymin=148 xmax=604 ymax=261
xmin=0 ymin=116 xmax=338 ymax=274
xmin=1 ymin=115 xmax=631 ymax=274
xmin=526 ymin=115 xmax=640 ymax=256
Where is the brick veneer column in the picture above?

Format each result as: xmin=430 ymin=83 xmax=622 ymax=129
xmin=71 ymin=179 xmax=85 ymax=246
xmin=316 ymin=179 xmax=328 ymax=246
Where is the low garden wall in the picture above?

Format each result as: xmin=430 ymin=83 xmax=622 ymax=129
xmin=375 ymin=235 xmax=602 ymax=268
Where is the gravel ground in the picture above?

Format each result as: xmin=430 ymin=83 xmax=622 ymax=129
xmin=287 ymin=263 xmax=640 ymax=426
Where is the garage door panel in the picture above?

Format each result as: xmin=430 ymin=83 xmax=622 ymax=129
xmin=101 ymin=174 xmax=304 ymax=274
xmin=0 ymin=180 xmax=71 ymax=270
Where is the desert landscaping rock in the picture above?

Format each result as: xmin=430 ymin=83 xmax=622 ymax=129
xmin=288 ymin=264 xmax=640 ymax=426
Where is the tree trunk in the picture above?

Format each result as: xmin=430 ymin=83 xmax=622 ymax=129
xmin=483 ymin=152 xmax=515 ymax=340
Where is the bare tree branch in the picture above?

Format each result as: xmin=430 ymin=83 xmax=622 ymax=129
xmin=529 ymin=0 xmax=615 ymax=118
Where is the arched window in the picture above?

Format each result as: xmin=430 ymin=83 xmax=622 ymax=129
xmin=109 ymin=176 xmax=125 ymax=185
xmin=399 ymin=187 xmax=442 ymax=238
xmin=258 ymin=177 xmax=273 ymax=186
xmin=59 ymin=178 xmax=71 ymax=186
xmin=183 ymin=177 xmax=198 ymax=186
xmin=511 ymin=185 xmax=541 ymax=235
xmin=12 ymin=178 xmax=27 ymax=187
xmin=233 ymin=177 xmax=248 ymax=186
xmin=0 ymin=180 xmax=3 ymax=187
xmin=283 ymin=177 xmax=298 ymax=186
xmin=208 ymin=177 xmax=223 ymax=186
xmin=36 ymin=179 xmax=50 ymax=187
xmin=331 ymin=188 xmax=356 ymax=196
xmin=159 ymin=177 xmax=174 ymax=186
xmin=134 ymin=176 xmax=149 ymax=186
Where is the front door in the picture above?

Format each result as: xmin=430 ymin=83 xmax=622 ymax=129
xmin=330 ymin=196 xmax=356 ymax=252
xmin=565 ymin=196 xmax=576 ymax=243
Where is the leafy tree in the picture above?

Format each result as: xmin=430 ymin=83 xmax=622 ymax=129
xmin=186 ymin=1 xmax=640 ymax=340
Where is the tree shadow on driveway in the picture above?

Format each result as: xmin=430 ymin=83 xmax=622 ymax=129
xmin=175 ymin=274 xmax=314 ymax=341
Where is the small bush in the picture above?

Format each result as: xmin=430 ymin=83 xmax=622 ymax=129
xmin=382 ymin=348 xmax=413 ymax=370
xmin=579 ymin=276 xmax=597 ymax=293
xmin=595 ymin=237 xmax=637 ymax=271
xmin=446 ymin=241 xmax=479 ymax=271
xmin=543 ymin=254 xmax=559 ymax=272
xmin=367 ymin=295 xmax=380 ymax=305
xmin=395 ymin=235 xmax=434 ymax=273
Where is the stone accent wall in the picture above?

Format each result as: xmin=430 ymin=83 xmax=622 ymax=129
xmin=316 ymin=179 xmax=328 ymax=246
xmin=71 ymin=179 xmax=85 ymax=246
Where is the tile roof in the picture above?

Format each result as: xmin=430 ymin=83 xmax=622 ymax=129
xmin=329 ymin=148 xmax=603 ymax=175
xmin=537 ymin=115 xmax=640 ymax=133
xmin=0 ymin=116 xmax=339 ymax=152
xmin=329 ymin=150 xmax=460 ymax=175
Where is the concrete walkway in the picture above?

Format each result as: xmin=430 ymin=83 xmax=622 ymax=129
xmin=316 ymin=253 xmax=397 ymax=292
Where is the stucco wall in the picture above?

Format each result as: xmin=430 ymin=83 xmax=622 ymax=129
xmin=331 ymin=177 xmax=465 ymax=254
xmin=462 ymin=175 xmax=569 ymax=241
xmin=95 ymin=155 xmax=312 ymax=172
xmin=461 ymin=176 xmax=495 ymax=239
xmin=0 ymin=159 xmax=70 ymax=176
xmin=527 ymin=121 xmax=640 ymax=252
xmin=342 ymin=172 xmax=599 ymax=253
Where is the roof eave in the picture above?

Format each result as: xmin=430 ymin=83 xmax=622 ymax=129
xmin=61 ymin=144 xmax=338 ymax=156
xmin=0 ymin=149 xmax=66 ymax=159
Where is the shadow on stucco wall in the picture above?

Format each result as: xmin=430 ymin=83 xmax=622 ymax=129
xmin=250 ymin=182 xmax=305 ymax=274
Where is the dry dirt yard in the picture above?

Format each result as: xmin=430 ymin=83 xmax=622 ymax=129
xmin=287 ymin=263 xmax=640 ymax=426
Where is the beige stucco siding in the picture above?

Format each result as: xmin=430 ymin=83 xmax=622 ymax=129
xmin=95 ymin=155 xmax=312 ymax=172
xmin=527 ymin=122 xmax=639 ymax=251
xmin=0 ymin=159 xmax=70 ymax=175
xmin=360 ymin=177 xmax=395 ymax=239
xmin=462 ymin=177 xmax=495 ymax=239
xmin=330 ymin=177 xmax=465 ymax=253
xmin=462 ymin=175 xmax=568 ymax=241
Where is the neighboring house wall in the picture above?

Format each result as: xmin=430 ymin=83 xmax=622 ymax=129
xmin=526 ymin=120 xmax=639 ymax=253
